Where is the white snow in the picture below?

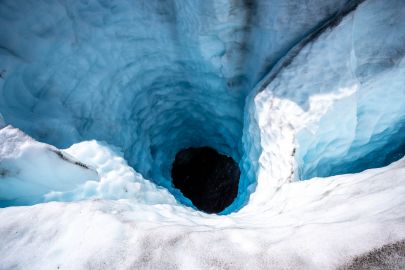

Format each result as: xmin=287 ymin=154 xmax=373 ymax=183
xmin=45 ymin=140 xmax=177 ymax=206
xmin=0 ymin=135 xmax=404 ymax=269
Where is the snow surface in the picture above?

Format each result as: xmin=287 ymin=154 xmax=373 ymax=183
xmin=0 ymin=136 xmax=404 ymax=269
xmin=0 ymin=0 xmax=404 ymax=269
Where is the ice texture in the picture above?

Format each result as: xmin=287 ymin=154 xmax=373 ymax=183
xmin=239 ymin=0 xmax=405 ymax=211
xmin=0 ymin=126 xmax=98 ymax=207
xmin=0 ymin=0 xmax=351 ymax=209
xmin=0 ymin=140 xmax=404 ymax=269
xmin=0 ymin=0 xmax=404 ymax=269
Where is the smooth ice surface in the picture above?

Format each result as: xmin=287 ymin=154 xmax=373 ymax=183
xmin=0 ymin=0 xmax=405 ymax=269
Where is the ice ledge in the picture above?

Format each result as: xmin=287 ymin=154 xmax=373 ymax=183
xmin=0 ymin=125 xmax=99 ymax=207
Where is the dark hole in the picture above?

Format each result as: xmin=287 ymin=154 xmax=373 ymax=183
xmin=171 ymin=147 xmax=240 ymax=214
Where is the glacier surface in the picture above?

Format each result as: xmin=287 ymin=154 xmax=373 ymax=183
xmin=0 ymin=0 xmax=404 ymax=269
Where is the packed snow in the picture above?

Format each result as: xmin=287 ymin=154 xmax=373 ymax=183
xmin=0 ymin=0 xmax=404 ymax=269
xmin=0 ymin=131 xmax=404 ymax=269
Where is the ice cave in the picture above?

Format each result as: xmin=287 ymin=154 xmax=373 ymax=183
xmin=0 ymin=0 xmax=404 ymax=269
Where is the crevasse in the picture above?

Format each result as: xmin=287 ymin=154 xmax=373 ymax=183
xmin=0 ymin=0 xmax=404 ymax=213
xmin=1 ymin=1 xmax=405 ymax=269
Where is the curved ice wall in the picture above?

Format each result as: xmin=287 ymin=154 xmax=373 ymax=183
xmin=294 ymin=0 xmax=405 ymax=179
xmin=0 ymin=0 xmax=404 ymax=212
xmin=239 ymin=0 xmax=405 ymax=211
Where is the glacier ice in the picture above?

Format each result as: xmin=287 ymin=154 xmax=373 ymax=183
xmin=0 ymin=0 xmax=353 ymax=210
xmin=0 ymin=0 xmax=405 ymax=269
xmin=0 ymin=126 xmax=99 ymax=207
xmin=245 ymin=0 xmax=405 ymax=196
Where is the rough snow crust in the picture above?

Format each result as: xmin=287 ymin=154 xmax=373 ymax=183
xmin=0 ymin=138 xmax=404 ymax=269
xmin=0 ymin=0 xmax=405 ymax=269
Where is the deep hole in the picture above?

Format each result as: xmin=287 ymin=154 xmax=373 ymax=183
xmin=171 ymin=147 xmax=240 ymax=214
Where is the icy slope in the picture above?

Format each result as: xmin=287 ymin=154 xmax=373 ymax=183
xmin=0 ymin=126 xmax=98 ymax=207
xmin=0 ymin=137 xmax=404 ymax=269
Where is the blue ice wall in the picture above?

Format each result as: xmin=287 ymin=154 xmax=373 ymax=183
xmin=0 ymin=0 xmax=350 ymax=211
xmin=293 ymin=0 xmax=405 ymax=180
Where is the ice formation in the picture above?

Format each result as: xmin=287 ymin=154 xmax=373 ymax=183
xmin=0 ymin=126 xmax=98 ymax=207
xmin=0 ymin=0 xmax=404 ymax=269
